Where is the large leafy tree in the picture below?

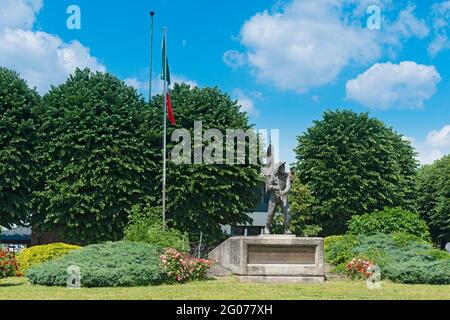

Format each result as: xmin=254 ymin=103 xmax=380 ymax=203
xmin=416 ymin=155 xmax=450 ymax=248
xmin=32 ymin=69 xmax=159 ymax=244
xmin=293 ymin=109 xmax=418 ymax=235
xmin=0 ymin=68 xmax=39 ymax=227
xmin=149 ymin=84 xmax=262 ymax=242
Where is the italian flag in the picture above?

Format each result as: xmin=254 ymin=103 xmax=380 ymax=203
xmin=161 ymin=36 xmax=176 ymax=126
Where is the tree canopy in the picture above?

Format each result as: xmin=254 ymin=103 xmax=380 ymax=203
xmin=416 ymin=154 xmax=450 ymax=248
xmin=149 ymin=83 xmax=262 ymax=242
xmin=32 ymin=69 xmax=159 ymax=244
xmin=0 ymin=68 xmax=39 ymax=228
xmin=293 ymin=109 xmax=418 ymax=235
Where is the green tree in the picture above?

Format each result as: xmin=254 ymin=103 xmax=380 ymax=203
xmin=149 ymin=83 xmax=262 ymax=242
xmin=32 ymin=69 xmax=159 ymax=244
xmin=416 ymin=155 xmax=450 ymax=248
xmin=293 ymin=109 xmax=418 ymax=235
xmin=0 ymin=68 xmax=39 ymax=227
xmin=288 ymin=175 xmax=321 ymax=236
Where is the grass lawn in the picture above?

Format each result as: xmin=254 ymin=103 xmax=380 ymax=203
xmin=1 ymin=277 xmax=449 ymax=300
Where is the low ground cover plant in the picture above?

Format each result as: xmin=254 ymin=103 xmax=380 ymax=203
xmin=26 ymin=241 xmax=165 ymax=287
xmin=325 ymin=232 xmax=450 ymax=284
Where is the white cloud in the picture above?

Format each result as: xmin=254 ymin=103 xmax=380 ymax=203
xmin=223 ymin=50 xmax=246 ymax=69
xmin=428 ymin=33 xmax=450 ymax=56
xmin=0 ymin=0 xmax=42 ymax=30
xmin=383 ymin=5 xmax=429 ymax=45
xmin=311 ymin=95 xmax=320 ymax=104
xmin=426 ymin=125 xmax=450 ymax=148
xmin=227 ymin=0 xmax=427 ymax=92
xmin=406 ymin=125 xmax=450 ymax=165
xmin=233 ymin=89 xmax=259 ymax=117
xmin=428 ymin=1 xmax=450 ymax=56
xmin=0 ymin=0 xmax=105 ymax=94
xmin=345 ymin=61 xmax=441 ymax=109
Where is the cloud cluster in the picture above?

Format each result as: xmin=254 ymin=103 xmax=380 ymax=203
xmin=228 ymin=0 xmax=428 ymax=93
xmin=428 ymin=1 xmax=450 ymax=56
xmin=345 ymin=61 xmax=441 ymax=109
xmin=0 ymin=0 xmax=105 ymax=93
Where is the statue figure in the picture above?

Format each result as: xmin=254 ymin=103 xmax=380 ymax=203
xmin=265 ymin=162 xmax=292 ymax=235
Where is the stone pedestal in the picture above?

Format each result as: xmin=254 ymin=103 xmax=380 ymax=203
xmin=208 ymin=235 xmax=324 ymax=283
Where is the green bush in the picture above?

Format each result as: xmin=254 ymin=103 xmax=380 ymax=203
xmin=347 ymin=207 xmax=431 ymax=241
xmin=17 ymin=243 xmax=81 ymax=272
xmin=325 ymin=232 xmax=450 ymax=284
xmin=352 ymin=233 xmax=450 ymax=284
xmin=123 ymin=205 xmax=190 ymax=252
xmin=26 ymin=241 xmax=165 ymax=287
xmin=324 ymin=235 xmax=360 ymax=271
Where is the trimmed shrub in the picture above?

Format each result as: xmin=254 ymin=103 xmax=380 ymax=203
xmin=324 ymin=235 xmax=360 ymax=271
xmin=160 ymin=248 xmax=214 ymax=283
xmin=17 ymin=243 xmax=81 ymax=272
xmin=325 ymin=232 xmax=450 ymax=284
xmin=347 ymin=207 xmax=431 ymax=241
xmin=353 ymin=233 xmax=450 ymax=284
xmin=124 ymin=205 xmax=190 ymax=252
xmin=0 ymin=250 xmax=21 ymax=278
xmin=26 ymin=241 xmax=165 ymax=287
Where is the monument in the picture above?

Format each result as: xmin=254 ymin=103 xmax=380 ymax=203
xmin=209 ymin=161 xmax=325 ymax=283
xmin=265 ymin=162 xmax=291 ymax=235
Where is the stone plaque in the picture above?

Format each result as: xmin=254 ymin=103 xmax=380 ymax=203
xmin=247 ymin=244 xmax=316 ymax=265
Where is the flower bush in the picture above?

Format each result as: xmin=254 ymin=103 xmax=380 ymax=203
xmin=161 ymin=248 xmax=214 ymax=283
xmin=0 ymin=250 xmax=21 ymax=278
xmin=346 ymin=257 xmax=375 ymax=279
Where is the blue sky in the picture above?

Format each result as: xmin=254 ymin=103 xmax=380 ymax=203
xmin=0 ymin=0 xmax=449 ymax=166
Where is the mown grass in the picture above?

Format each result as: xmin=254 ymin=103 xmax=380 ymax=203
xmin=1 ymin=277 xmax=449 ymax=300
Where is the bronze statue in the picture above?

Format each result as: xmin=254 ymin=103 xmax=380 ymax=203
xmin=265 ymin=162 xmax=292 ymax=234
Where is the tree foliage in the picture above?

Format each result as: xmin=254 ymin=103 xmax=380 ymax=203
xmin=0 ymin=68 xmax=39 ymax=227
xmin=293 ymin=109 xmax=418 ymax=235
xmin=149 ymin=83 xmax=263 ymax=242
xmin=32 ymin=69 xmax=159 ymax=244
xmin=287 ymin=175 xmax=321 ymax=236
xmin=416 ymin=154 xmax=450 ymax=248
xmin=347 ymin=207 xmax=430 ymax=241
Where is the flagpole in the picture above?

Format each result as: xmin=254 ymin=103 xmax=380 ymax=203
xmin=149 ymin=11 xmax=155 ymax=101
xmin=162 ymin=27 xmax=167 ymax=229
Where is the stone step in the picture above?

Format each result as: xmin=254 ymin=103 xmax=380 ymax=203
xmin=207 ymin=264 xmax=232 ymax=279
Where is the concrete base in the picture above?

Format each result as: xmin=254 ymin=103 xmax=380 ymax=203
xmin=208 ymin=235 xmax=325 ymax=283
xmin=238 ymin=275 xmax=325 ymax=284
